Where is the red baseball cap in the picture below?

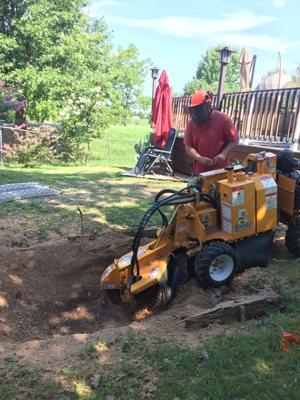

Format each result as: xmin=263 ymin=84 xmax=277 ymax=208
xmin=190 ymin=90 xmax=212 ymax=107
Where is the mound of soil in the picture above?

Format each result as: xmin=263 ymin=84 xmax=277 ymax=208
xmin=0 ymin=230 xmax=133 ymax=342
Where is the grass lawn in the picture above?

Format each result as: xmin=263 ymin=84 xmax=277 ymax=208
xmin=1 ymin=266 xmax=299 ymax=400
xmin=0 ymin=164 xmax=181 ymax=242
xmin=0 ymin=120 xmax=179 ymax=240
xmin=0 ymin=121 xmax=299 ymax=399
xmin=88 ymin=119 xmax=151 ymax=167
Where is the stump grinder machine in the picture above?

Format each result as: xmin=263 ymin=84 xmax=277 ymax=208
xmin=100 ymin=150 xmax=300 ymax=311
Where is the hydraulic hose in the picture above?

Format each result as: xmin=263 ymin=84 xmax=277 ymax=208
xmin=130 ymin=189 xmax=193 ymax=280
xmin=129 ymin=186 xmax=216 ymax=283
xmin=154 ymin=188 xmax=187 ymax=203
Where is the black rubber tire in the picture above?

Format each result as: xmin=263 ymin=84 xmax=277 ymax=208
xmin=194 ymin=242 xmax=238 ymax=287
xmin=286 ymin=218 xmax=300 ymax=257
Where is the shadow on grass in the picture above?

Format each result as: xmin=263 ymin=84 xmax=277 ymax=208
xmin=0 ymin=166 xmax=177 ymax=233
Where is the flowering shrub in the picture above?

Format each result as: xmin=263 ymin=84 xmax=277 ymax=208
xmin=0 ymin=81 xmax=27 ymax=123
xmin=58 ymin=87 xmax=118 ymax=163
xmin=2 ymin=126 xmax=60 ymax=167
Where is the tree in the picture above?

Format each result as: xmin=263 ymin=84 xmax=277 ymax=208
xmin=0 ymin=0 xmax=149 ymax=124
xmin=0 ymin=1 xmax=30 ymax=36
xmin=110 ymin=44 xmax=150 ymax=122
xmin=183 ymin=46 xmax=240 ymax=95
xmin=135 ymin=95 xmax=152 ymax=119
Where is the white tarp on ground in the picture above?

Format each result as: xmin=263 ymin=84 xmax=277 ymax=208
xmin=0 ymin=182 xmax=61 ymax=203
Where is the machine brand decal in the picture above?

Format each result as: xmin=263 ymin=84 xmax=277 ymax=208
xmin=148 ymin=267 xmax=160 ymax=279
xmin=238 ymin=209 xmax=248 ymax=224
xmin=176 ymin=224 xmax=186 ymax=233
xmin=260 ymin=175 xmax=277 ymax=195
xmin=265 ymin=194 xmax=277 ymax=210
xmin=235 ymin=208 xmax=252 ymax=232
xmin=119 ymin=248 xmax=146 ymax=266
xmin=223 ymin=219 xmax=232 ymax=233
xmin=232 ymin=189 xmax=245 ymax=206
xmin=222 ymin=203 xmax=232 ymax=220
xmin=235 ymin=221 xmax=252 ymax=232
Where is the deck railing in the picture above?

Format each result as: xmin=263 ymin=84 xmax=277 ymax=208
xmin=172 ymin=87 xmax=300 ymax=143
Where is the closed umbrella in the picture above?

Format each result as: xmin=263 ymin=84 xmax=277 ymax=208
xmin=151 ymin=70 xmax=172 ymax=148
xmin=239 ymin=47 xmax=252 ymax=91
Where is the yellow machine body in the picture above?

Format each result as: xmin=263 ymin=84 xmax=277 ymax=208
xmin=100 ymin=152 xmax=285 ymax=304
xmin=220 ymin=173 xmax=256 ymax=240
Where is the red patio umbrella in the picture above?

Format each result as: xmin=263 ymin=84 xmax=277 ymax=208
xmin=151 ymin=70 xmax=172 ymax=148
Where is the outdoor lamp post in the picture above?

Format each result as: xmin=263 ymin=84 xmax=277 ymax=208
xmin=150 ymin=67 xmax=160 ymax=99
xmin=216 ymin=47 xmax=232 ymax=109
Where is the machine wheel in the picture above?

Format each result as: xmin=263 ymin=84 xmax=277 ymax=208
xmin=194 ymin=242 xmax=238 ymax=287
xmin=286 ymin=218 xmax=300 ymax=257
xmin=134 ymin=283 xmax=172 ymax=313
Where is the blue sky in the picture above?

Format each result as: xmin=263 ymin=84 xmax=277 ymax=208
xmin=86 ymin=0 xmax=300 ymax=95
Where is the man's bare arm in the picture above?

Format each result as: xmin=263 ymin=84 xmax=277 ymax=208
xmin=185 ymin=144 xmax=214 ymax=166
xmin=213 ymin=137 xmax=239 ymax=165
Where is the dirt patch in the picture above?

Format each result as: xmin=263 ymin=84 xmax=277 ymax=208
xmin=0 ymin=267 xmax=269 ymax=372
xmin=0 ymin=229 xmax=133 ymax=342
xmin=0 ymin=223 xmax=289 ymax=345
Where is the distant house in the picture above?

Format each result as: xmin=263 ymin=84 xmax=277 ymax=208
xmin=256 ymin=72 xmax=291 ymax=90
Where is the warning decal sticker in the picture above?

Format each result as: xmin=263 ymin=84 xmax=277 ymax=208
xmin=260 ymin=175 xmax=277 ymax=195
xmin=223 ymin=219 xmax=232 ymax=234
xmin=266 ymin=194 xmax=277 ymax=210
xmin=222 ymin=203 xmax=232 ymax=220
xmin=232 ymin=189 xmax=245 ymax=206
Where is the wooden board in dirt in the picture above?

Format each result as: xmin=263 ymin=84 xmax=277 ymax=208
xmin=183 ymin=290 xmax=283 ymax=329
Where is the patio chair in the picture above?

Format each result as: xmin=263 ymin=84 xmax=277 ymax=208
xmin=134 ymin=128 xmax=177 ymax=176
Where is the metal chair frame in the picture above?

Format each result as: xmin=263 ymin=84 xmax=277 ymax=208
xmin=135 ymin=129 xmax=177 ymax=176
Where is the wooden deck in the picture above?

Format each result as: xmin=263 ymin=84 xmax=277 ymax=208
xmin=171 ymin=88 xmax=300 ymax=175
xmin=172 ymin=137 xmax=300 ymax=176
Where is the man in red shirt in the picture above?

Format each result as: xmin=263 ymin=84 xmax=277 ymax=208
xmin=184 ymin=89 xmax=239 ymax=175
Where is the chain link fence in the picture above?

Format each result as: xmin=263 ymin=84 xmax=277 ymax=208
xmin=0 ymin=123 xmax=20 ymax=164
xmin=0 ymin=122 xmax=142 ymax=168
xmin=88 ymin=138 xmax=141 ymax=167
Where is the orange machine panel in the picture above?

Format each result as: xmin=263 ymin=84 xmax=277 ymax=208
xmin=199 ymin=165 xmax=245 ymax=196
xmin=250 ymin=173 xmax=278 ymax=233
xmin=219 ymin=174 xmax=256 ymax=240
xmin=277 ymin=173 xmax=295 ymax=216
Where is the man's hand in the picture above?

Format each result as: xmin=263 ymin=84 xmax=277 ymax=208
xmin=198 ymin=156 xmax=214 ymax=166
xmin=213 ymin=152 xmax=226 ymax=165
